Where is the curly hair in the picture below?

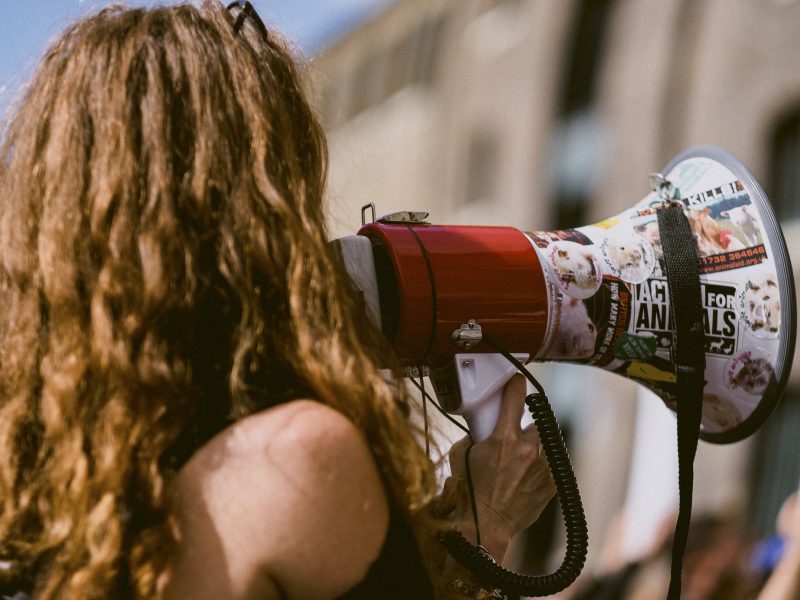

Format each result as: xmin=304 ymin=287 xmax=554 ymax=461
xmin=0 ymin=2 xmax=436 ymax=597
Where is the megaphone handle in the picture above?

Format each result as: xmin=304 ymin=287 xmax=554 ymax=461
xmin=441 ymin=345 xmax=589 ymax=596
xmin=462 ymin=391 xmax=502 ymax=443
xmin=453 ymin=353 xmax=530 ymax=442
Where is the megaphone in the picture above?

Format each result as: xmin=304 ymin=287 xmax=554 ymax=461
xmin=336 ymin=146 xmax=796 ymax=444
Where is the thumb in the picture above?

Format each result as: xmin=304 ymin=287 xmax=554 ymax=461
xmin=448 ymin=435 xmax=470 ymax=476
xmin=492 ymin=373 xmax=526 ymax=436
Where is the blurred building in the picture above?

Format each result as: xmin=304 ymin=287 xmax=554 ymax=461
xmin=308 ymin=0 xmax=800 ymax=580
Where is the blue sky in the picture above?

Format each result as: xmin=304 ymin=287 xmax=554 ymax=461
xmin=0 ymin=0 xmax=394 ymax=112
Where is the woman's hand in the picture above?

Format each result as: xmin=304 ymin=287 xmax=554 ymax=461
xmin=443 ymin=374 xmax=556 ymax=562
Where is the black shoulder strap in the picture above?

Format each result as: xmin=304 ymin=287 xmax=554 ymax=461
xmin=657 ymin=203 xmax=706 ymax=600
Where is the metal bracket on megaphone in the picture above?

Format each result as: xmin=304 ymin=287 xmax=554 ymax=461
xmin=444 ymin=320 xmax=541 ymax=444
xmin=441 ymin=318 xmax=532 ymax=442
xmin=649 ymin=171 xmax=677 ymax=205
xmin=452 ymin=319 xmax=482 ymax=349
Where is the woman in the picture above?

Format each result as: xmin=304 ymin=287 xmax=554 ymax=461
xmin=0 ymin=2 xmax=554 ymax=598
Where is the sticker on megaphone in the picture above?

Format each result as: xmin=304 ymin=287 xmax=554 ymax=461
xmin=527 ymin=146 xmax=795 ymax=443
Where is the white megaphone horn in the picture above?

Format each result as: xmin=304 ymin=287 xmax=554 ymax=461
xmin=335 ymin=146 xmax=796 ymax=445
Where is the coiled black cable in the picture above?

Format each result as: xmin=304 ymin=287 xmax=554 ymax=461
xmin=439 ymin=335 xmax=589 ymax=597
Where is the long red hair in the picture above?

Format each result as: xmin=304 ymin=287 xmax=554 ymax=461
xmin=0 ymin=2 xmax=436 ymax=597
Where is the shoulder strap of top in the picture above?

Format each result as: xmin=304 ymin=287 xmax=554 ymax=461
xmin=336 ymin=504 xmax=434 ymax=600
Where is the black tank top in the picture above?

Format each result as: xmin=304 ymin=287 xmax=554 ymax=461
xmin=2 ymin=508 xmax=435 ymax=600
xmin=336 ymin=504 xmax=435 ymax=599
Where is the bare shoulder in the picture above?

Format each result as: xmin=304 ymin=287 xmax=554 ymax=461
xmin=233 ymin=399 xmax=371 ymax=458
xmin=166 ymin=400 xmax=390 ymax=600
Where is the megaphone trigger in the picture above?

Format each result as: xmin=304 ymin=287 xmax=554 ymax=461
xmin=449 ymin=351 xmax=529 ymax=442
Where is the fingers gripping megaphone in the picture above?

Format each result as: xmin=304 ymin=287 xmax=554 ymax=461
xmin=336 ymin=146 xmax=795 ymax=445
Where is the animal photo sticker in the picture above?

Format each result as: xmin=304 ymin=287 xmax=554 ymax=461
xmin=721 ymin=203 xmax=763 ymax=247
xmin=633 ymin=220 xmax=663 ymax=261
xmin=677 ymin=185 xmax=769 ymax=273
xmin=548 ymin=297 xmax=598 ymax=359
xmin=737 ymin=271 xmax=781 ymax=339
xmin=725 ymin=349 xmax=774 ymax=398
xmin=701 ymin=387 xmax=743 ymax=433
xmin=529 ymin=228 xmax=592 ymax=248
xmin=547 ymin=241 xmax=603 ymax=299
xmin=600 ymin=231 xmax=656 ymax=283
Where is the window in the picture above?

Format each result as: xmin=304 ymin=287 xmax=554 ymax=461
xmin=317 ymin=74 xmax=349 ymax=129
xmin=768 ymin=106 xmax=800 ymax=222
xmin=465 ymin=129 xmax=500 ymax=205
xmin=347 ymin=48 xmax=389 ymax=119
xmin=558 ymin=0 xmax=616 ymax=117
xmin=748 ymin=389 xmax=800 ymax=537
xmin=549 ymin=110 xmax=607 ymax=228
xmin=342 ymin=14 xmax=447 ymax=121
xmin=548 ymin=0 xmax=616 ymax=229
xmin=385 ymin=34 xmax=414 ymax=98
xmin=412 ymin=15 xmax=446 ymax=87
